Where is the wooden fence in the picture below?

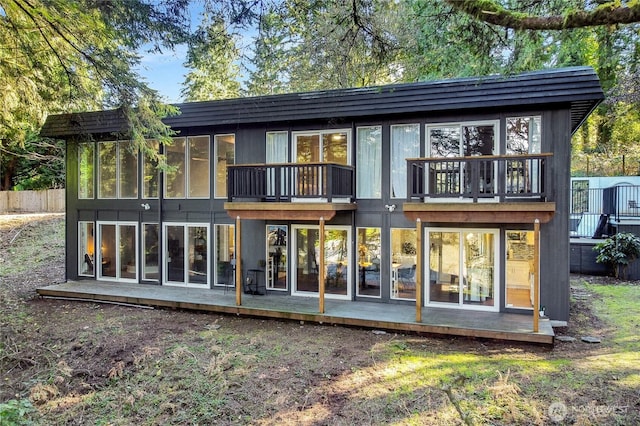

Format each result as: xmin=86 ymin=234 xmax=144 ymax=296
xmin=0 ymin=189 xmax=65 ymax=213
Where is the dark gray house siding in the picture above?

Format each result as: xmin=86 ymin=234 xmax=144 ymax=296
xmin=44 ymin=67 xmax=604 ymax=323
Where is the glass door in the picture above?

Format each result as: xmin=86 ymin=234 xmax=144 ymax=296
xmin=164 ymin=223 xmax=210 ymax=287
xmin=96 ymin=221 xmax=138 ymax=282
xmin=267 ymin=225 xmax=288 ymax=290
xmin=427 ymin=229 xmax=498 ymax=311
xmin=292 ymin=225 xmax=351 ymax=299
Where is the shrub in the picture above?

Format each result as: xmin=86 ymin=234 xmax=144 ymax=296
xmin=593 ymin=232 xmax=640 ymax=279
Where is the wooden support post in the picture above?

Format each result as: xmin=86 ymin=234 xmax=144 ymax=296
xmin=236 ymin=216 xmax=242 ymax=306
xmin=533 ymin=219 xmax=540 ymax=332
xmin=416 ymin=218 xmax=422 ymax=323
xmin=319 ymin=217 xmax=325 ymax=314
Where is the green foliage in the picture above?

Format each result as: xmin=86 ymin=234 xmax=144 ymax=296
xmin=0 ymin=398 xmax=35 ymax=425
xmin=594 ymin=232 xmax=640 ymax=279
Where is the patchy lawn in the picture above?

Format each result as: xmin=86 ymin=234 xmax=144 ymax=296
xmin=1 ymin=214 xmax=638 ymax=425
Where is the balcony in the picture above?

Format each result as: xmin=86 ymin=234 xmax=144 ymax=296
xmin=403 ymin=154 xmax=556 ymax=224
xmin=225 ymin=163 xmax=356 ymax=220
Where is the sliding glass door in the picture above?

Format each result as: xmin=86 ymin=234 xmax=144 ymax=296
xmin=164 ymin=223 xmax=210 ymax=287
xmin=96 ymin=221 xmax=138 ymax=282
xmin=427 ymin=229 xmax=498 ymax=311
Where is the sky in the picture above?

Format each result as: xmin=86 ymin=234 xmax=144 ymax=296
xmin=136 ymin=45 xmax=189 ymax=104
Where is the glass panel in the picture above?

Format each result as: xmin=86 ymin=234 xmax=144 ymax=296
xmin=507 ymin=117 xmax=542 ymax=194
xmin=143 ymin=224 xmax=159 ymax=280
xmin=391 ymin=228 xmax=417 ymax=300
xmin=166 ymin=225 xmax=185 ymax=283
xmin=119 ymin=142 xmax=138 ymax=199
xmin=188 ymin=136 xmax=210 ymax=198
xmin=78 ymin=143 xmax=94 ymax=199
xmin=98 ymin=142 xmax=117 ymax=199
xmin=215 ymin=134 xmax=235 ymax=198
xmin=295 ymin=228 xmax=319 ymax=293
xmin=429 ymin=126 xmax=460 ymax=158
xmin=356 ymin=126 xmax=382 ymax=198
xmin=462 ymin=125 xmax=494 ymax=156
xmin=325 ymin=229 xmax=348 ymax=296
xmin=166 ymin=137 xmax=186 ymax=198
xmin=295 ymin=134 xmax=320 ymax=163
xmin=215 ymin=224 xmax=235 ymax=286
xmin=189 ymin=226 xmax=208 ymax=284
xmin=390 ymin=124 xmax=420 ymax=198
xmin=506 ymin=231 xmax=535 ymax=309
xmin=322 ymin=132 xmax=348 ymax=165
xmin=463 ymin=231 xmax=494 ymax=306
xmin=266 ymin=132 xmax=288 ymax=163
xmin=267 ymin=225 xmax=287 ymax=290
xmin=428 ymin=231 xmax=460 ymax=304
xmin=143 ymin=140 xmax=159 ymax=199
xmin=120 ymin=225 xmax=137 ymax=280
xmin=357 ymin=227 xmax=381 ymax=297
xmin=99 ymin=224 xmax=116 ymax=278
xmin=79 ymin=222 xmax=95 ymax=276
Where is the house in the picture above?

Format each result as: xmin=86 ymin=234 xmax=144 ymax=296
xmin=39 ymin=66 xmax=604 ymax=337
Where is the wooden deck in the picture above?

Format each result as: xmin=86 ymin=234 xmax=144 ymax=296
xmin=36 ymin=281 xmax=555 ymax=345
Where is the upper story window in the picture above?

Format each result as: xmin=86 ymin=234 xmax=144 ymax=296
xmin=142 ymin=140 xmax=159 ymax=199
xmin=391 ymin=124 xmax=420 ymax=199
xmin=506 ymin=116 xmax=541 ymax=155
xmin=356 ymin=126 xmax=381 ymax=199
xmin=215 ymin=134 xmax=235 ymax=198
xmin=266 ymin=131 xmax=288 ymax=164
xmin=78 ymin=143 xmax=94 ymax=199
xmin=427 ymin=121 xmax=498 ymax=158
xmin=292 ymin=130 xmax=351 ymax=165
xmin=98 ymin=141 xmax=138 ymax=199
xmin=165 ymin=136 xmax=210 ymax=199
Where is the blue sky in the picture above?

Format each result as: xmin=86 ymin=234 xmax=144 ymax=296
xmin=136 ymin=45 xmax=189 ymax=104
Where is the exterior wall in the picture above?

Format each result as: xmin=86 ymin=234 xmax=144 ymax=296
xmin=63 ymin=106 xmax=573 ymax=320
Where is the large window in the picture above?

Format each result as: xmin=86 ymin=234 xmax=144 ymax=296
xmin=143 ymin=223 xmax=159 ymax=281
xmin=391 ymin=124 xmax=419 ymax=198
xmin=426 ymin=121 xmax=498 ymax=196
xmin=97 ymin=221 xmax=138 ymax=282
xmin=98 ymin=141 xmax=138 ymax=199
xmin=506 ymin=116 xmax=541 ymax=194
xmin=78 ymin=222 xmax=95 ymax=276
xmin=427 ymin=228 xmax=498 ymax=311
xmin=166 ymin=136 xmax=210 ymax=199
xmin=215 ymin=134 xmax=235 ymax=198
xmin=356 ymin=126 xmax=382 ymax=198
xmin=78 ymin=143 xmax=94 ymax=199
xmin=391 ymin=228 xmax=417 ymax=300
xmin=164 ymin=223 xmax=209 ymax=287
xmin=357 ymin=227 xmax=381 ymax=298
xmin=214 ymin=224 xmax=235 ymax=287
xmin=266 ymin=132 xmax=288 ymax=198
xmin=142 ymin=140 xmax=159 ymax=199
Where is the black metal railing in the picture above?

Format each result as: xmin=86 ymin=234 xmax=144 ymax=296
xmin=407 ymin=154 xmax=551 ymax=202
xmin=227 ymin=162 xmax=354 ymax=202
xmin=570 ymin=185 xmax=640 ymax=237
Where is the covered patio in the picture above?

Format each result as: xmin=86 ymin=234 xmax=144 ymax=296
xmin=37 ymin=281 xmax=555 ymax=345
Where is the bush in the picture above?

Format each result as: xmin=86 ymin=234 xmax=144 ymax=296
xmin=593 ymin=232 xmax=640 ymax=279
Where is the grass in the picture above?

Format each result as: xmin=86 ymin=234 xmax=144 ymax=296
xmin=1 ymin=216 xmax=639 ymax=425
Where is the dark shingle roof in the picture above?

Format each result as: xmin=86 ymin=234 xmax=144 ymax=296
xmin=41 ymin=66 xmax=604 ymax=138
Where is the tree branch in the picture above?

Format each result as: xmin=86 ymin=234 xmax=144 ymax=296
xmin=445 ymin=0 xmax=640 ymax=30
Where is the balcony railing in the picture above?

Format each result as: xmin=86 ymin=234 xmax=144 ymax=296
xmin=407 ymin=153 xmax=551 ymax=202
xmin=227 ymin=162 xmax=354 ymax=202
xmin=570 ymin=185 xmax=640 ymax=238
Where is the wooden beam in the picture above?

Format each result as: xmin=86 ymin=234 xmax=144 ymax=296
xmin=533 ymin=219 xmax=540 ymax=332
xmin=225 ymin=201 xmax=356 ymax=221
xmin=415 ymin=218 xmax=422 ymax=323
xmin=403 ymin=202 xmax=556 ymax=224
xmin=236 ymin=216 xmax=242 ymax=306
xmin=319 ymin=217 xmax=325 ymax=314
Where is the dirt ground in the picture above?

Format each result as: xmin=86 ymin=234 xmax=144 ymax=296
xmin=1 ymin=214 xmax=638 ymax=425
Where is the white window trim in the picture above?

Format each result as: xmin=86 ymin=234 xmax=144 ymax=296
xmin=356 ymin=126 xmax=382 ymax=199
xmin=424 ymin=227 xmax=500 ymax=312
xmin=163 ymin=222 xmax=211 ymax=288
xmin=390 ymin=123 xmax=420 ymax=200
xmin=78 ymin=143 xmax=95 ymax=200
xmin=291 ymin=224 xmax=352 ymax=300
xmin=164 ymin=135 xmax=211 ymax=199
xmin=97 ymin=141 xmax=138 ymax=200
xmin=142 ymin=222 xmax=159 ymax=282
xmin=266 ymin=224 xmax=288 ymax=292
xmin=425 ymin=120 xmax=500 ymax=157
xmin=142 ymin=141 xmax=159 ymax=200
xmin=213 ymin=223 xmax=235 ymax=288
xmin=96 ymin=221 xmax=139 ymax=283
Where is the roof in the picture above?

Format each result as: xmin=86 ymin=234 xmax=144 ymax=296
xmin=41 ymin=66 xmax=604 ymax=138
